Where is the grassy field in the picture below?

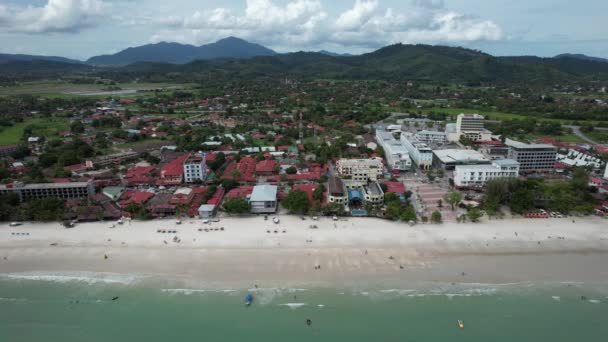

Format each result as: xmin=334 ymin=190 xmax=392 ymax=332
xmin=0 ymin=117 xmax=69 ymax=145
xmin=0 ymin=81 xmax=195 ymax=97
xmin=586 ymin=131 xmax=608 ymax=143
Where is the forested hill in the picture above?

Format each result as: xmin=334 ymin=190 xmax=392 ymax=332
xmin=3 ymin=44 xmax=608 ymax=85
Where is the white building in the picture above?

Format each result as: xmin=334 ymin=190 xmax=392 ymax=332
xmin=415 ymin=130 xmax=447 ymax=144
xmin=183 ymin=154 xmax=207 ymax=183
xmin=250 ymin=185 xmax=278 ymax=214
xmin=400 ymin=133 xmax=433 ymax=170
xmin=449 ymin=113 xmax=493 ymax=142
xmin=556 ymin=149 xmax=602 ymax=169
xmin=433 ymin=149 xmax=489 ymax=170
xmin=453 ymin=159 xmax=520 ymax=188
xmin=386 ymin=124 xmax=402 ymax=132
xmin=362 ymin=182 xmax=385 ymax=204
xmin=456 ymin=113 xmax=485 ymax=132
xmin=375 ymin=130 xmax=411 ymax=171
xmin=336 ymin=158 xmax=384 ymax=183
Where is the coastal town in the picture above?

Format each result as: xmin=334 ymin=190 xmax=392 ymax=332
xmin=1 ymin=88 xmax=607 ymax=225
xmin=3 ymin=1 xmax=608 ymax=338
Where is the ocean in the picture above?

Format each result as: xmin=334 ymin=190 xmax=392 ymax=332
xmin=1 ymin=273 xmax=607 ymax=342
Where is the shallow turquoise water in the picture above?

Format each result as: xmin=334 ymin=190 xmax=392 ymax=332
xmin=1 ymin=275 xmax=608 ymax=342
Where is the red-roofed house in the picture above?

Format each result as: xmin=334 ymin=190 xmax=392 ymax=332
xmin=206 ymin=187 xmax=226 ymax=207
xmin=256 ymin=159 xmax=277 ymax=176
xmin=225 ymin=186 xmax=254 ymax=199
xmin=221 ymin=156 xmax=256 ymax=182
xmin=158 ymin=154 xmax=190 ymax=185
xmin=126 ymin=166 xmax=156 ymax=178
xmin=292 ymin=184 xmax=320 ymax=204
xmin=118 ymin=191 xmax=154 ymax=208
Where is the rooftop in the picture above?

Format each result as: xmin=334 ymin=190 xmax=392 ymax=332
xmin=250 ymin=185 xmax=278 ymax=202
xmin=0 ymin=182 xmax=91 ymax=190
xmin=433 ymin=149 xmax=488 ymax=164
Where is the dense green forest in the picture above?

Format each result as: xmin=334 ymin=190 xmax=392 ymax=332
xmin=2 ymin=44 xmax=608 ymax=85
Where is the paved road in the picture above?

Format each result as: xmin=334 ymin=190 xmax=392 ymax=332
xmin=564 ymin=125 xmax=599 ymax=145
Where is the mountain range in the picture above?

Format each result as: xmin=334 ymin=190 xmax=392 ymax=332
xmin=2 ymin=38 xmax=608 ymax=84
xmin=86 ymin=37 xmax=276 ymax=65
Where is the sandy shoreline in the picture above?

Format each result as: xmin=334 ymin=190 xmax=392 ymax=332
xmin=1 ymin=216 xmax=608 ymax=288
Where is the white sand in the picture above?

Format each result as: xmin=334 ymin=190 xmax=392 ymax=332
xmin=1 ymin=216 xmax=608 ymax=288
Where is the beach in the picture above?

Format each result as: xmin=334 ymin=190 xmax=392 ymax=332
xmin=2 ymin=216 xmax=608 ymax=342
xmin=1 ymin=216 xmax=608 ymax=288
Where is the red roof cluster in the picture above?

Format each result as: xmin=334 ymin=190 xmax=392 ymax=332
xmin=118 ymin=191 xmax=154 ymax=208
xmin=221 ymin=156 xmax=256 ymax=182
xmin=256 ymin=159 xmax=277 ymax=174
xmin=593 ymin=144 xmax=608 ymax=155
xmin=126 ymin=166 xmax=156 ymax=178
xmin=206 ymin=187 xmax=226 ymax=206
xmin=225 ymin=186 xmax=254 ymax=199
xmin=292 ymin=184 xmax=320 ymax=204
xmin=267 ymin=163 xmax=327 ymax=182
xmin=158 ymin=154 xmax=190 ymax=185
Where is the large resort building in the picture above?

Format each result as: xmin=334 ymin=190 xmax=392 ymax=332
xmin=375 ymin=130 xmax=411 ymax=171
xmin=415 ymin=130 xmax=447 ymax=144
xmin=453 ymin=159 xmax=520 ymax=188
xmin=400 ymin=133 xmax=433 ymax=170
xmin=450 ymin=113 xmax=493 ymax=142
xmin=336 ymin=158 xmax=384 ymax=184
xmin=0 ymin=181 xmax=94 ymax=202
xmin=432 ymin=149 xmax=489 ymax=170
xmin=506 ymin=139 xmax=557 ymax=173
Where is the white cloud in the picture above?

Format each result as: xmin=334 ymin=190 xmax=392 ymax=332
xmin=150 ymin=0 xmax=503 ymax=50
xmin=0 ymin=0 xmax=109 ymax=34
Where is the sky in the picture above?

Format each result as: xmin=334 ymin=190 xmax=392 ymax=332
xmin=0 ymin=0 xmax=607 ymax=60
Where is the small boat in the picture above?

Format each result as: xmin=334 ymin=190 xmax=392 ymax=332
xmin=245 ymin=293 xmax=253 ymax=306
xmin=458 ymin=320 xmax=464 ymax=329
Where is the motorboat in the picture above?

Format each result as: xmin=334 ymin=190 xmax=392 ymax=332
xmin=245 ymin=293 xmax=253 ymax=306
xmin=458 ymin=320 xmax=464 ymax=329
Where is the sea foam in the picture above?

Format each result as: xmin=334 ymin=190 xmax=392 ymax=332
xmin=279 ymin=303 xmax=307 ymax=309
xmin=1 ymin=272 xmax=141 ymax=285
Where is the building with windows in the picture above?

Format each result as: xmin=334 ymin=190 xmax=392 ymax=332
xmin=362 ymin=182 xmax=385 ymax=204
xmin=336 ymin=158 xmax=384 ymax=183
xmin=183 ymin=154 xmax=207 ymax=183
xmin=433 ymin=149 xmax=490 ymax=170
xmin=250 ymin=185 xmax=278 ymax=214
xmin=400 ymin=133 xmax=433 ymax=169
xmin=0 ymin=181 xmax=94 ymax=202
xmin=415 ymin=130 xmax=447 ymax=144
xmin=453 ymin=159 xmax=520 ymax=188
xmin=447 ymin=113 xmax=493 ymax=142
xmin=328 ymin=176 xmax=347 ymax=205
xmin=506 ymin=139 xmax=557 ymax=173
xmin=456 ymin=113 xmax=485 ymax=133
xmin=375 ymin=130 xmax=411 ymax=171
